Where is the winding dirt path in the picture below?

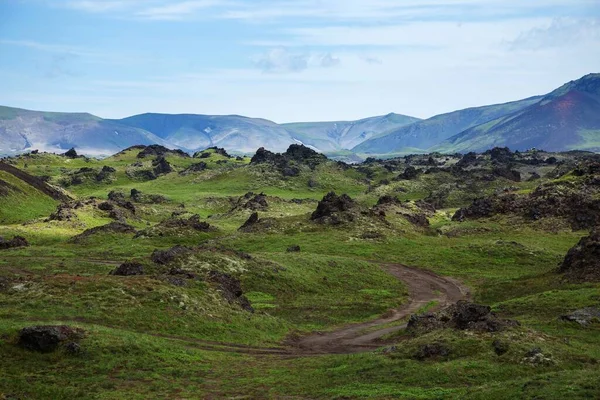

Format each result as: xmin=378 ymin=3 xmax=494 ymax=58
xmin=290 ymin=263 xmax=469 ymax=354
xmin=12 ymin=261 xmax=467 ymax=356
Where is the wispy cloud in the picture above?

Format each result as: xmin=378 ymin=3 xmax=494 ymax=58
xmin=361 ymin=55 xmax=383 ymax=65
xmin=0 ymin=39 xmax=152 ymax=66
xmin=135 ymin=1 xmax=230 ymax=20
xmin=508 ymin=17 xmax=600 ymax=50
xmin=63 ymin=0 xmax=146 ymax=13
xmin=252 ymin=48 xmax=340 ymax=73
xmin=57 ymin=0 xmax=600 ymax=21
xmin=0 ymin=39 xmax=101 ymax=57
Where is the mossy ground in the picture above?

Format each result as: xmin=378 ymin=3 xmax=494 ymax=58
xmin=1 ymin=149 xmax=599 ymax=399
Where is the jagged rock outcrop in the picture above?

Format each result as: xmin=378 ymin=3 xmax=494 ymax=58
xmin=311 ymin=192 xmax=356 ymax=225
xmin=559 ymin=230 xmax=600 ymax=281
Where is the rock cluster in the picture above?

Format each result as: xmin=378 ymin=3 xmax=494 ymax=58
xmin=231 ymin=192 xmax=269 ymax=212
xmin=453 ymin=182 xmax=600 ymax=230
xmin=407 ymin=301 xmax=520 ymax=334
xmin=250 ymin=144 xmax=326 ymax=175
xmin=137 ymin=145 xmax=189 ymax=159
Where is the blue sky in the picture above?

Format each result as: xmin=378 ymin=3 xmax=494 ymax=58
xmin=0 ymin=0 xmax=599 ymax=122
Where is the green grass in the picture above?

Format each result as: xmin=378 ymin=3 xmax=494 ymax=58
xmin=0 ymin=171 xmax=58 ymax=224
xmin=1 ymin=149 xmax=600 ymax=399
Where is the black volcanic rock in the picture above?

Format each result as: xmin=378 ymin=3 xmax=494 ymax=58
xmin=0 ymin=235 xmax=29 ymax=249
xmin=407 ymin=301 xmax=519 ymax=334
xmin=207 ymin=270 xmax=253 ymax=312
xmin=152 ymin=156 xmax=173 ymax=176
xmin=137 ymin=145 xmax=189 ymax=159
xmin=110 ymin=262 xmax=144 ymax=276
xmin=559 ymin=229 xmax=600 ymax=282
xmin=311 ymin=192 xmax=356 ymax=224
xmin=63 ymin=148 xmax=79 ymax=159
xmin=18 ymin=325 xmax=85 ymax=353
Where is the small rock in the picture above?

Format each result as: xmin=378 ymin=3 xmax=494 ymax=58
xmin=110 ymin=262 xmax=144 ymax=276
xmin=492 ymin=339 xmax=510 ymax=355
xmin=414 ymin=343 xmax=450 ymax=360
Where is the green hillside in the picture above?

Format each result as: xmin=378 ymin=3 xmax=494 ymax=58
xmin=1 ymin=145 xmax=599 ymax=399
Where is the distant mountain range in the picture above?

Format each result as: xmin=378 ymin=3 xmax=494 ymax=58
xmin=1 ymin=73 xmax=598 ymax=158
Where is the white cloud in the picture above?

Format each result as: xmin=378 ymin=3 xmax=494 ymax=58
xmin=508 ymin=17 xmax=600 ymax=50
xmin=135 ymin=1 xmax=229 ymax=20
xmin=57 ymin=0 xmax=600 ymax=22
xmin=252 ymin=48 xmax=340 ymax=73
xmin=63 ymin=0 xmax=149 ymax=13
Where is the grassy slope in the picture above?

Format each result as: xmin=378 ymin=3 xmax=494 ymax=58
xmin=0 ymin=170 xmax=58 ymax=224
xmin=0 ymin=149 xmax=599 ymax=399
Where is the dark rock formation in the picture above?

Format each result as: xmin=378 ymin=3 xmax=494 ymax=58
xmin=179 ymin=162 xmax=207 ymax=175
xmin=47 ymin=203 xmax=78 ymax=222
xmin=560 ymin=307 xmax=600 ymax=325
xmin=413 ymin=343 xmax=450 ymax=360
xmin=96 ymin=166 xmax=116 ymax=182
xmin=407 ymin=301 xmax=519 ymax=334
xmin=0 ymin=236 xmax=29 ymax=249
xmin=453 ymin=183 xmax=600 ymax=230
xmin=152 ymin=156 xmax=173 ymax=176
xmin=492 ymin=339 xmax=510 ymax=355
xmin=559 ymin=230 xmax=600 ymax=281
xmin=376 ymin=195 xmax=400 ymax=206
xmin=250 ymin=144 xmax=326 ymax=174
xmin=311 ymin=192 xmax=356 ymax=224
xmin=402 ymin=213 xmax=430 ymax=227
xmin=110 ymin=262 xmax=144 ymax=276
xmin=108 ymin=191 xmax=126 ymax=202
xmin=70 ymin=222 xmax=136 ymax=242
xmin=232 ymin=192 xmax=269 ymax=211
xmin=137 ymin=145 xmax=189 ymax=159
xmin=63 ymin=148 xmax=79 ymax=159
xmin=207 ymin=271 xmax=253 ymax=312
xmin=160 ymin=215 xmax=211 ymax=231
xmin=151 ymin=245 xmax=193 ymax=265
xmin=286 ymin=245 xmax=301 ymax=252
xmin=239 ymin=212 xmax=259 ymax=231
xmin=398 ymin=166 xmax=419 ymax=180
xmin=18 ymin=325 xmax=84 ymax=353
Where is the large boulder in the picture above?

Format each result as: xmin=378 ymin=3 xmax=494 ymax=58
xmin=311 ymin=192 xmax=356 ymax=224
xmin=152 ymin=156 xmax=173 ymax=176
xmin=559 ymin=230 xmax=600 ymax=281
xmin=18 ymin=325 xmax=84 ymax=353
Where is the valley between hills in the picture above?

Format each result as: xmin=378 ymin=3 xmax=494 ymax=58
xmin=0 ymin=143 xmax=599 ymax=399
